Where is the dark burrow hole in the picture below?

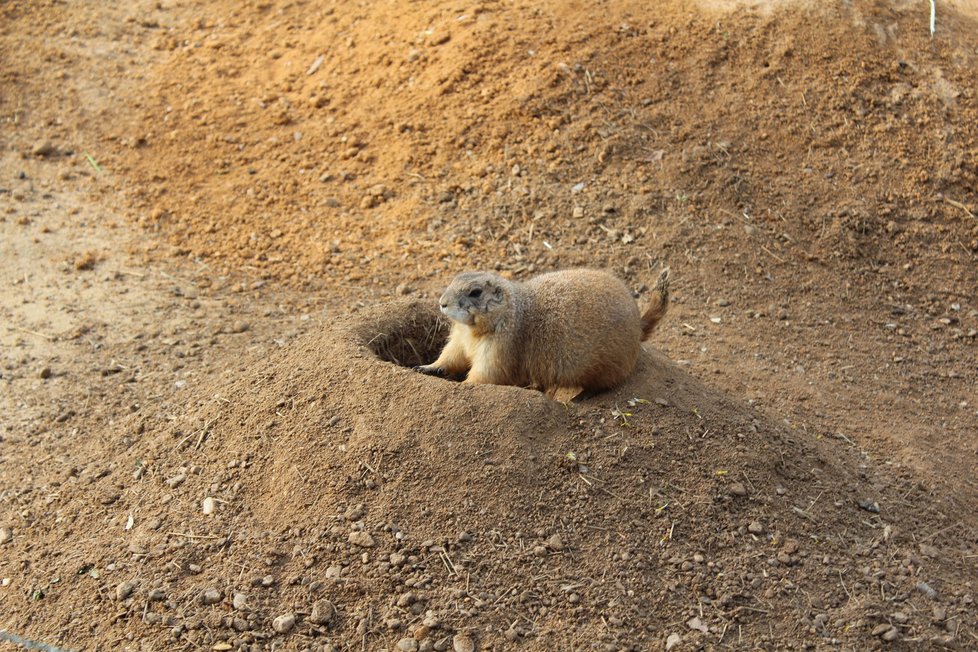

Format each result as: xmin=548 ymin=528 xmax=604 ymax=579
xmin=362 ymin=303 xmax=449 ymax=369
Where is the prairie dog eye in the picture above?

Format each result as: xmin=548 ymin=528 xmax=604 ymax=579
xmin=468 ymin=288 xmax=483 ymax=298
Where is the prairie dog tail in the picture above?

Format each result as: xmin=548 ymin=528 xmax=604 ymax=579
xmin=640 ymin=268 xmax=670 ymax=341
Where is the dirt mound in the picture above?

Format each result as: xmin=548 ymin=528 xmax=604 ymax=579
xmin=98 ymin=0 xmax=978 ymax=502
xmin=3 ymin=301 xmax=975 ymax=650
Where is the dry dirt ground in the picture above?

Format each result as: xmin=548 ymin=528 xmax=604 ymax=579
xmin=2 ymin=1 xmax=978 ymax=650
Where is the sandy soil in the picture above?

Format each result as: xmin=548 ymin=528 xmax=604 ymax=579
xmin=1 ymin=0 xmax=977 ymax=650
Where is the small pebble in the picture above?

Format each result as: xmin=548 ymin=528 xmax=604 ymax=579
xmin=325 ymin=565 xmax=342 ymax=579
xmin=39 ymin=367 xmax=52 ymax=379
xmin=452 ymin=633 xmax=475 ymax=652
xmin=200 ymin=588 xmax=222 ymax=605
xmin=232 ymin=592 xmax=248 ymax=610
xmin=882 ymin=627 xmax=900 ymax=642
xmin=349 ymin=531 xmax=375 ymax=547
xmin=147 ymin=588 xmax=166 ymax=602
xmin=343 ymin=503 xmax=366 ymax=520
xmin=202 ymin=496 xmax=217 ymax=515
xmin=665 ymin=633 xmax=682 ymax=650
xmin=728 ymin=482 xmax=747 ymax=497
xmin=871 ymin=623 xmax=891 ymax=637
xmin=398 ymin=638 xmax=419 ymax=652
xmin=116 ymin=580 xmax=137 ymax=601
xmin=33 ymin=140 xmax=56 ymax=157
xmin=0 ymin=527 xmax=12 ymax=545
xmin=916 ymin=581 xmax=938 ymax=599
xmin=310 ymin=599 xmax=336 ymax=625
xmin=545 ymin=534 xmax=564 ymax=551
xmin=747 ymin=520 xmax=765 ymax=535
xmin=397 ymin=592 xmax=416 ymax=607
xmin=272 ymin=613 xmax=296 ymax=634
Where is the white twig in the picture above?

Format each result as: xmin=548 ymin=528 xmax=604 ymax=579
xmin=930 ymin=0 xmax=936 ymax=37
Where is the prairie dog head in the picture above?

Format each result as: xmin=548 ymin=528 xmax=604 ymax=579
xmin=439 ymin=272 xmax=510 ymax=331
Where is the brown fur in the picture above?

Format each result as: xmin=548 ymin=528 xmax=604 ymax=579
xmin=416 ymin=268 xmax=670 ymax=395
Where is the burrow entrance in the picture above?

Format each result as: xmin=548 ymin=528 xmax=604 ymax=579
xmin=358 ymin=300 xmax=450 ymax=369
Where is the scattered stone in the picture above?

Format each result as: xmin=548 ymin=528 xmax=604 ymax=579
xmin=686 ymin=616 xmax=708 ymax=633
xmin=343 ymin=503 xmax=366 ymax=521
xmin=747 ymin=520 xmax=765 ymax=535
xmin=325 ymin=565 xmax=343 ymax=579
xmin=272 ymin=613 xmax=296 ymax=634
xmin=147 ymin=588 xmax=166 ymax=602
xmin=397 ymin=592 xmax=416 ymax=607
xmin=230 ymin=320 xmax=250 ymax=334
xmin=916 ymin=581 xmax=939 ymax=599
xmin=232 ymin=592 xmax=248 ymax=610
xmin=665 ymin=633 xmax=682 ymax=650
xmin=452 ymin=633 xmax=475 ymax=652
xmin=202 ymin=496 xmax=217 ymax=515
xmin=882 ymin=627 xmax=900 ymax=642
xmin=33 ymin=140 xmax=57 ymax=157
xmin=919 ymin=543 xmax=939 ymax=558
xmin=871 ymin=624 xmax=891 ymax=637
xmin=39 ymin=367 xmax=52 ymax=379
xmin=166 ymin=473 xmax=186 ymax=488
xmin=200 ymin=588 xmax=223 ymax=605
xmin=0 ymin=527 xmax=13 ymax=545
xmin=545 ymin=534 xmax=564 ymax=551
xmin=389 ymin=552 xmax=406 ymax=567
xmin=310 ymin=599 xmax=336 ymax=625
xmin=398 ymin=638 xmax=420 ymax=652
xmin=348 ymin=531 xmax=375 ymax=547
xmin=457 ymin=531 xmax=473 ymax=542
xmin=857 ymin=499 xmax=880 ymax=513
xmin=728 ymin=482 xmax=747 ymax=497
xmin=116 ymin=580 xmax=137 ymax=601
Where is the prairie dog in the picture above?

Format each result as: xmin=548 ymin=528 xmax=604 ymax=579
xmin=416 ymin=268 xmax=670 ymax=396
